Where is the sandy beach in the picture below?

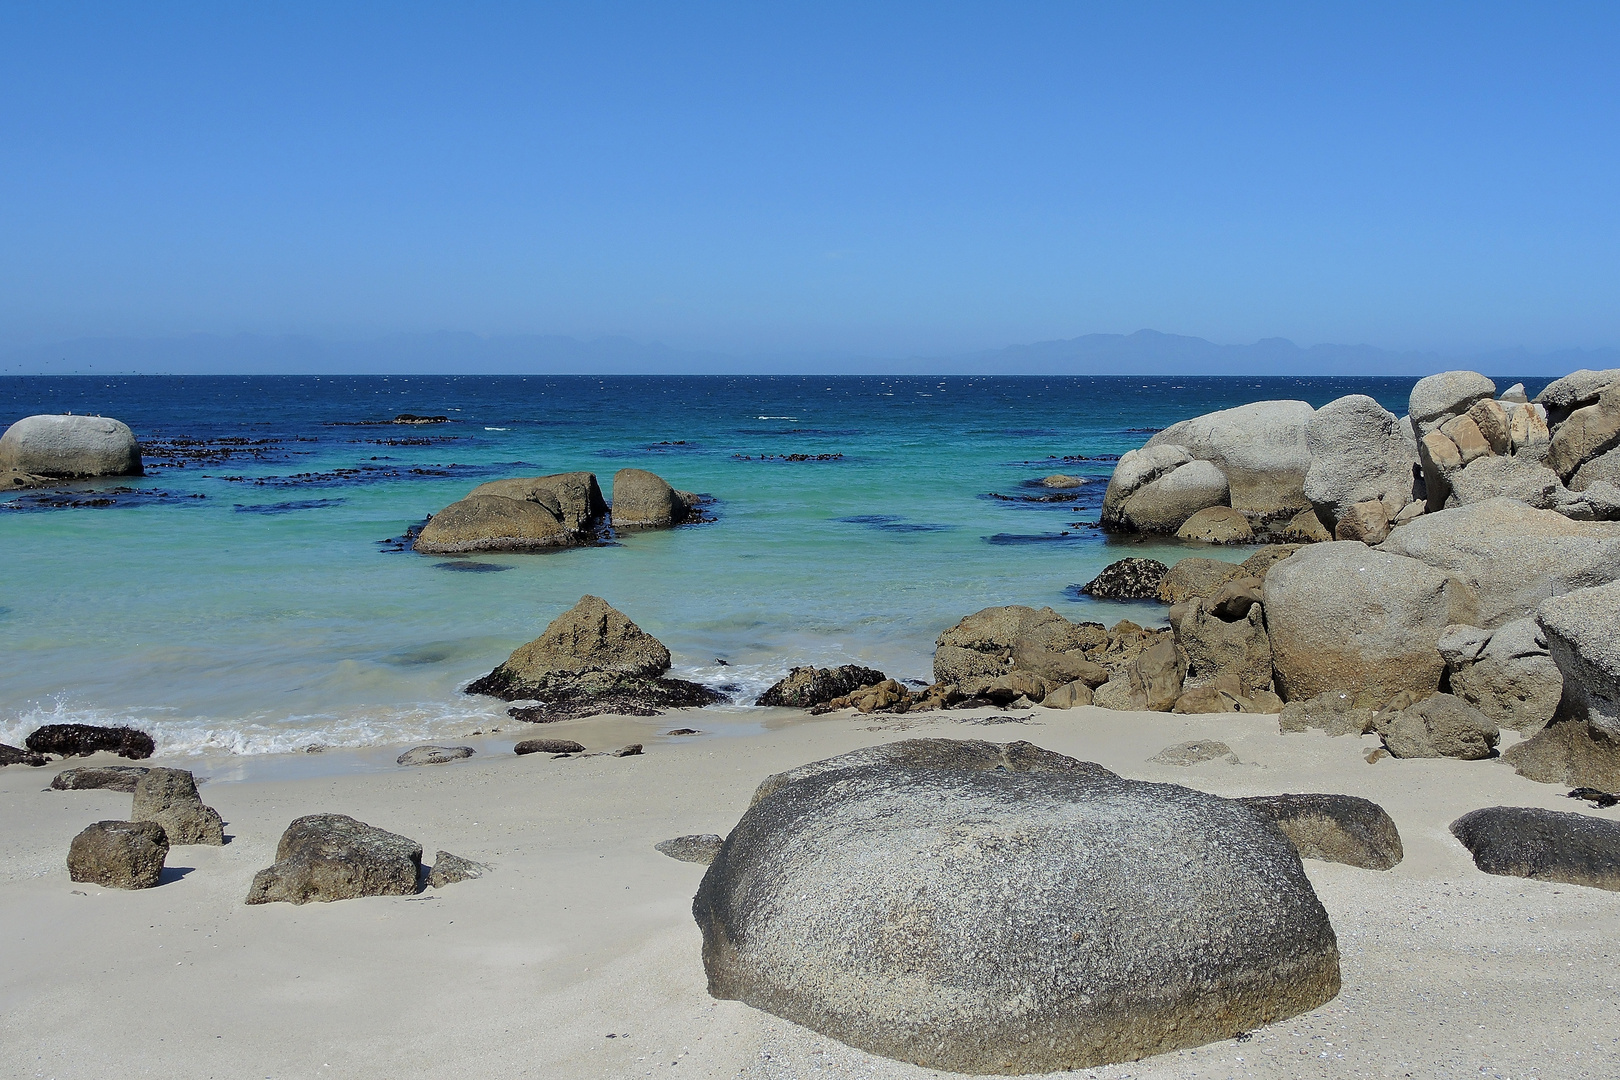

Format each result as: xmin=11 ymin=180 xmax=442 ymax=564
xmin=4 ymin=704 xmax=1617 ymax=1080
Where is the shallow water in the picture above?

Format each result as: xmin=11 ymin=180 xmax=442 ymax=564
xmin=0 ymin=374 xmax=1518 ymax=757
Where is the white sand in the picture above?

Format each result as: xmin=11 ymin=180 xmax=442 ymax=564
xmin=4 ymin=705 xmax=1619 ymax=1080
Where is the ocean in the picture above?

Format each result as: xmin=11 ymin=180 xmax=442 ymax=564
xmin=0 ymin=374 xmax=1511 ymax=760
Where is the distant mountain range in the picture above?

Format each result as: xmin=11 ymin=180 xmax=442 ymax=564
xmin=2 ymin=328 xmax=1616 ymax=377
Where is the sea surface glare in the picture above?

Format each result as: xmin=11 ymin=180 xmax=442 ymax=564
xmin=0 ymin=375 xmax=1428 ymax=760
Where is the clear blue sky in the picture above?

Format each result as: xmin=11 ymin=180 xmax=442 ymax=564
xmin=2 ymin=2 xmax=1616 ymax=361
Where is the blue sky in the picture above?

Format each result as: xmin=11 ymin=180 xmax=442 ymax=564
xmin=2 ymin=2 xmax=1617 ymax=364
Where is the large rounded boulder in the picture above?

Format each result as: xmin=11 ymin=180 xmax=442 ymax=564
xmin=1263 ymin=541 xmax=1478 ymax=704
xmin=610 ymin=468 xmax=694 ymax=529
xmin=0 ymin=414 xmax=142 ymax=477
xmin=1144 ymin=400 xmax=1315 ymax=520
xmin=694 ymin=739 xmax=1341 ymax=1073
xmin=1301 ymin=395 xmax=1418 ymax=531
xmin=414 ymin=472 xmax=607 ymax=554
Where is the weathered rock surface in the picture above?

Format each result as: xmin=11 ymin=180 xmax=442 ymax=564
xmin=1303 ymin=395 xmax=1418 ymax=529
xmin=0 ymin=743 xmax=48 ymax=767
xmin=1039 ymin=680 xmax=1093 ymax=708
xmin=1278 ymin=691 xmax=1377 ymax=737
xmin=396 ymin=745 xmax=475 ymax=766
xmin=1264 ymin=542 xmax=1477 ymax=704
xmin=68 ymin=820 xmax=168 ymax=890
xmin=1409 ymin=371 xmax=1496 ymax=436
xmin=1100 ymin=445 xmax=1193 ymax=528
xmin=1571 ymin=447 xmax=1620 ymax=492
xmin=245 ymin=814 xmax=423 ymax=905
xmin=1445 ymin=455 xmax=1563 ymax=510
xmin=756 ymin=665 xmax=888 ymax=708
xmin=514 ymin=738 xmax=586 ymax=755
xmin=131 ymin=768 xmax=225 ymax=845
xmin=1079 ymin=557 xmax=1168 ymax=599
xmin=656 ymin=834 xmax=724 ymax=864
xmin=933 ymin=605 xmax=1107 ymax=694
xmin=466 ymin=595 xmax=721 ymax=719
xmin=1380 ymin=499 xmax=1620 ymax=628
xmin=1239 ymin=794 xmax=1403 ymax=870
xmin=415 ymin=472 xmax=607 ymax=553
xmin=1537 ymin=582 xmax=1620 ymax=739
xmin=1150 ymin=739 xmax=1237 ymax=766
xmin=1239 ymin=544 xmax=1302 ymax=578
xmin=1451 ymin=806 xmax=1620 ymax=891
xmin=1547 ymin=387 xmax=1620 ymax=481
xmin=610 ymin=468 xmax=694 ymax=529
xmin=1172 ymin=597 xmax=1271 ymax=695
xmin=0 ymin=414 xmax=143 ymax=477
xmin=1122 ymin=637 xmax=1187 ymax=712
xmin=1333 ymin=499 xmax=1391 ymax=544
xmin=1503 ymin=719 xmax=1620 ymax=791
xmin=50 ymin=766 xmax=150 ymax=791
xmin=696 ymin=739 xmax=1340 ymax=1073
xmin=1278 ymin=507 xmax=1333 ymax=542
xmin=25 ymin=724 xmax=154 ymax=760
xmin=1536 ymin=369 xmax=1620 ymax=414
xmin=427 ymin=851 xmax=486 ymax=888
xmin=1176 ymin=505 xmax=1254 ymax=544
xmin=1114 ymin=459 xmax=1230 ymax=533
xmin=1379 ymin=693 xmax=1499 ymax=760
xmin=1444 ymin=618 xmax=1562 ymax=732
xmin=1146 ymin=400 xmax=1316 ymax=519
xmin=1156 ymin=557 xmax=1248 ymax=605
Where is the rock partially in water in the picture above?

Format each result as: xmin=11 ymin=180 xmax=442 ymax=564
xmin=514 ymin=738 xmax=586 ymax=755
xmin=68 ymin=820 xmax=169 ymax=890
xmin=0 ymin=414 xmax=143 ymax=477
xmin=25 ymin=724 xmax=155 ymax=760
xmin=1240 ymin=794 xmax=1403 ymax=870
xmin=609 ymin=467 xmax=698 ymax=529
xmin=1451 ymin=806 xmax=1620 ymax=891
xmin=656 ymin=834 xmax=724 ymax=864
xmin=1078 ymin=557 xmax=1168 ymax=600
xmin=755 ymin=665 xmax=888 ymax=708
xmin=695 ymin=738 xmax=1340 ymax=1073
xmin=246 ymin=814 xmax=423 ymax=905
xmin=1 ymin=743 xmax=48 ymax=767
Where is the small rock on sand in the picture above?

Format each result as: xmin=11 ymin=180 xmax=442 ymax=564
xmin=612 ymin=744 xmax=644 ymax=757
xmin=514 ymin=738 xmax=586 ymax=756
xmin=1240 ymin=793 xmax=1404 ymax=870
xmin=50 ymin=766 xmax=151 ymax=792
xmin=427 ymin=851 xmax=487 ymax=888
xmin=656 ymin=834 xmax=724 ymax=864
xmin=67 ymin=820 xmax=169 ymax=890
xmin=396 ymin=745 xmax=476 ymax=766
xmin=1150 ymin=739 xmax=1238 ymax=766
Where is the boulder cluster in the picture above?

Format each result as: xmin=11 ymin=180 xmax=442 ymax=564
xmin=62 ymin=766 xmax=225 ymax=890
xmin=413 ymin=467 xmax=706 ymax=553
xmin=1101 ymin=370 xmax=1620 ymax=543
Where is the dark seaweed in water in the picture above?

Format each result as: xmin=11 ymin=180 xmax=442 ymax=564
xmin=2 ymin=487 xmax=206 ymax=511
xmin=378 ymin=517 xmax=430 ymax=553
xmin=836 ymin=514 xmax=954 ymax=533
xmin=983 ymin=532 xmax=1088 ymax=546
xmin=221 ymin=461 xmax=499 ymax=489
xmin=434 ymin=560 xmax=512 ymax=573
xmin=233 ymin=498 xmax=346 ymax=514
xmin=732 ymin=453 xmax=844 ymax=462
xmin=981 ymin=491 xmax=1087 ymax=503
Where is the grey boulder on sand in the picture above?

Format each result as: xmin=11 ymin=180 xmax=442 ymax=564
xmin=1150 ymin=739 xmax=1237 ymax=766
xmin=1263 ymin=542 xmax=1477 ymax=705
xmin=656 ymin=834 xmax=724 ymax=864
xmin=396 ymin=745 xmax=475 ymax=766
xmin=246 ymin=814 xmax=423 ymax=905
xmin=131 ymin=768 xmax=225 ymax=845
xmin=609 ymin=467 xmax=697 ymax=528
xmin=1240 ymin=794 xmax=1403 ymax=870
xmin=1442 ymin=618 xmax=1563 ymax=732
xmin=1536 ymin=581 xmax=1620 ymax=740
xmin=1378 ymin=693 xmax=1499 ymax=760
xmin=514 ymin=738 xmax=586 ymax=755
xmin=0 ymin=414 xmax=143 ymax=477
xmin=695 ymin=738 xmax=1340 ymax=1074
xmin=50 ymin=766 xmax=150 ymax=791
xmin=1451 ymin=806 xmax=1620 ymax=891
xmin=68 ymin=820 xmax=169 ymax=890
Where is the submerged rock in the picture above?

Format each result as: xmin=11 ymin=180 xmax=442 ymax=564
xmin=1240 ymin=794 xmax=1403 ymax=871
xmin=1451 ymin=806 xmax=1620 ymax=891
xmin=0 ymin=414 xmax=143 ymax=477
xmin=25 ymin=724 xmax=155 ymax=760
xmin=246 ymin=814 xmax=423 ymax=905
xmin=695 ymin=738 xmax=1340 ymax=1073
xmin=68 ymin=820 xmax=169 ymax=890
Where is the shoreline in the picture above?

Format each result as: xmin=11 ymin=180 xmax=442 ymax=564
xmin=4 ymin=703 xmax=1617 ymax=1079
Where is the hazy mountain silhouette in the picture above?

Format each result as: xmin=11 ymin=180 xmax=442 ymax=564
xmin=3 ymin=328 xmax=1616 ymax=377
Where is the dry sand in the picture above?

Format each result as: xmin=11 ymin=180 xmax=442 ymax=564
xmin=3 ymin=704 xmax=1619 ymax=1080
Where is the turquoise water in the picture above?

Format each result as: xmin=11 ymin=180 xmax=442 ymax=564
xmin=0 ymin=374 xmax=1469 ymax=756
